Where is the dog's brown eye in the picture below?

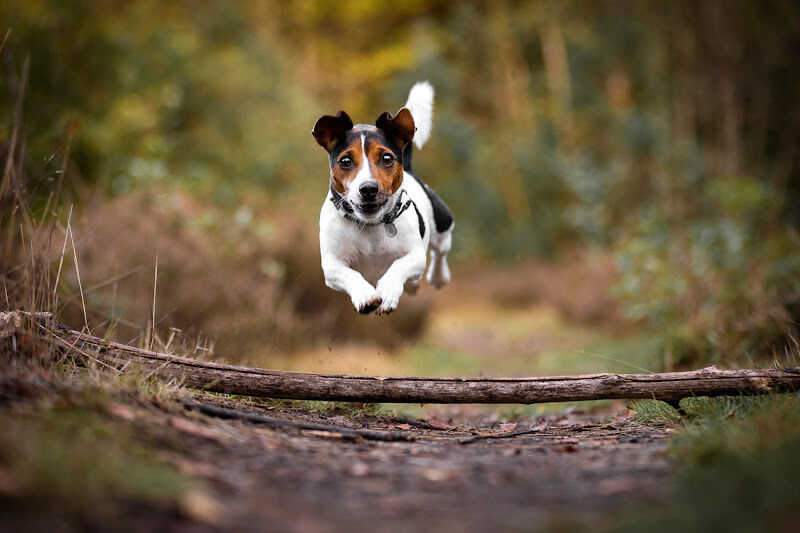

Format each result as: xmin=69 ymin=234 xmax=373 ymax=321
xmin=381 ymin=153 xmax=394 ymax=167
xmin=339 ymin=156 xmax=353 ymax=169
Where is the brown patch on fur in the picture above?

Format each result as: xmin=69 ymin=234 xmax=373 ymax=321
xmin=312 ymin=111 xmax=353 ymax=151
xmin=375 ymin=108 xmax=415 ymax=149
xmin=365 ymin=138 xmax=404 ymax=195
xmin=330 ymin=136 xmax=363 ymax=195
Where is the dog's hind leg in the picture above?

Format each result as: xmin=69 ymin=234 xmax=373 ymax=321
xmin=426 ymin=225 xmax=452 ymax=289
xmin=404 ymin=278 xmax=420 ymax=295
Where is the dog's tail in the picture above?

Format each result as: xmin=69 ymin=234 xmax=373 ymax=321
xmin=404 ymin=81 xmax=434 ymax=150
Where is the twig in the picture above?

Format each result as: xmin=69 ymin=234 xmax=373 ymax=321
xmin=0 ymin=29 xmax=11 ymax=55
xmin=67 ymin=222 xmax=88 ymax=331
xmin=149 ymin=256 xmax=158 ymax=351
xmin=387 ymin=416 xmax=456 ymax=431
xmin=32 ymin=320 xmax=121 ymax=373
xmin=459 ymin=424 xmax=548 ymax=445
xmin=52 ymin=204 xmax=73 ymax=307
xmin=58 ymin=265 xmax=142 ymax=307
xmin=179 ymin=400 xmax=416 ymax=442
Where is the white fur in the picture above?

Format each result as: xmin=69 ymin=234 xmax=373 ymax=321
xmin=319 ymin=83 xmax=452 ymax=315
xmin=343 ymin=133 xmax=380 ymax=219
xmin=405 ymin=81 xmax=434 ymax=150
xmin=320 ymin=170 xmax=453 ymax=314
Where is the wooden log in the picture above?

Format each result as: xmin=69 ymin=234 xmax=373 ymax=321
xmin=7 ymin=311 xmax=800 ymax=404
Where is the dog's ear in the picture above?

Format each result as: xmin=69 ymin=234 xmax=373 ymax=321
xmin=376 ymin=108 xmax=415 ymax=150
xmin=312 ymin=111 xmax=354 ymax=151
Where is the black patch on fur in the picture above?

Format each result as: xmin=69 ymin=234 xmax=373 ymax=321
xmin=408 ymin=171 xmax=454 ymax=233
xmin=412 ymin=200 xmax=426 ymax=238
xmin=402 ymin=143 xmax=414 ymax=172
xmin=320 ymin=119 xmax=451 ymax=234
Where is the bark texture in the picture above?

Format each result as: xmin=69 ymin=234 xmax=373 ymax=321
xmin=6 ymin=311 xmax=800 ymax=404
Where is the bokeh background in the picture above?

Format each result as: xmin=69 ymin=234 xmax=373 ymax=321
xmin=2 ymin=0 xmax=799 ymax=379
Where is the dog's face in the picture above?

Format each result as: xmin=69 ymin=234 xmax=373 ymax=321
xmin=313 ymin=109 xmax=415 ymax=221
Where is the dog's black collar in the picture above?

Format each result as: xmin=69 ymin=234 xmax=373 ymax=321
xmin=329 ymin=186 xmax=424 ymax=238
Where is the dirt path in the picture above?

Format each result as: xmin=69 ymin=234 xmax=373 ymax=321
xmin=167 ymin=396 xmax=675 ymax=532
xmin=0 ymin=355 xmax=676 ymax=532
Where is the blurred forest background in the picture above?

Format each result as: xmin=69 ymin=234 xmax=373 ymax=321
xmin=2 ymin=0 xmax=799 ymax=374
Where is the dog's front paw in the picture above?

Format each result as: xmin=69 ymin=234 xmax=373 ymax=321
xmin=375 ymin=280 xmax=404 ymax=315
xmin=350 ymin=285 xmax=382 ymax=314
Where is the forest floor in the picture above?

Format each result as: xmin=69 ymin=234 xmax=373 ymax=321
xmin=7 ymin=263 xmax=791 ymax=531
xmin=0 ymin=359 xmax=676 ymax=532
xmin=0 ymin=274 xmax=680 ymax=532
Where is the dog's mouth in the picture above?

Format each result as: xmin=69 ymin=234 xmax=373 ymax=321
xmin=353 ymin=199 xmax=388 ymax=218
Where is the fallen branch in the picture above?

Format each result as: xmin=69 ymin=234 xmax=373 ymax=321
xmin=6 ymin=311 xmax=800 ymax=404
xmin=179 ymin=400 xmax=416 ymax=442
xmin=459 ymin=424 xmax=548 ymax=445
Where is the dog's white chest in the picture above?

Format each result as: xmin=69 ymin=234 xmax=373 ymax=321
xmin=350 ymin=253 xmax=400 ymax=286
xmin=337 ymin=224 xmax=410 ymax=285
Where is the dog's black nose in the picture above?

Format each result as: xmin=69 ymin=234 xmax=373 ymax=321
xmin=359 ymin=181 xmax=379 ymax=200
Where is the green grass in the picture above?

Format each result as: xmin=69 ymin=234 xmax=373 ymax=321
xmin=374 ymin=332 xmax=662 ymax=420
xmin=0 ymin=406 xmax=189 ymax=523
xmin=401 ymin=326 xmax=662 ymax=380
xmin=403 ymin=343 xmax=485 ymax=376
xmin=619 ymin=393 xmax=800 ymax=532
xmin=630 ymin=399 xmax=683 ymax=424
xmin=249 ymin=396 xmax=387 ymax=418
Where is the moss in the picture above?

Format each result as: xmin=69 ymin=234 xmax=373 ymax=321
xmin=617 ymin=393 xmax=800 ymax=532
xmin=0 ymin=406 xmax=189 ymax=522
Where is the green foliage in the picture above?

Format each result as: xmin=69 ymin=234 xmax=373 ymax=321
xmin=619 ymin=394 xmax=800 ymax=532
xmin=2 ymin=1 xmax=319 ymax=206
xmin=630 ymin=399 xmax=682 ymax=425
xmin=253 ymin=397 xmax=386 ymax=419
xmin=614 ymin=177 xmax=800 ymax=367
xmin=3 ymin=0 xmax=799 ymax=367
xmin=0 ymin=407 xmax=188 ymax=520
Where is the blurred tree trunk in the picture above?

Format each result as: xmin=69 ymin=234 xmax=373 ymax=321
xmin=541 ymin=21 xmax=573 ymax=153
xmin=486 ymin=0 xmax=532 ymax=223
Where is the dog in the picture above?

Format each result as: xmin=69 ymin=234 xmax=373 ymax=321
xmin=313 ymin=81 xmax=454 ymax=315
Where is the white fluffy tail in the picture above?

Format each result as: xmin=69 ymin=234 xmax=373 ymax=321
xmin=404 ymin=81 xmax=434 ymax=150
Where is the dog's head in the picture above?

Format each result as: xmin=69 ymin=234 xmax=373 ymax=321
xmin=312 ymin=108 xmax=415 ymax=221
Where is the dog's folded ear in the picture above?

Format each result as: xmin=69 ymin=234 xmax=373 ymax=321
xmin=312 ymin=111 xmax=354 ymax=151
xmin=376 ymin=108 xmax=415 ymax=150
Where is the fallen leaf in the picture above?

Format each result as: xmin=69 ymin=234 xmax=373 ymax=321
xmin=107 ymin=403 xmax=136 ymax=421
xmin=179 ymin=489 xmax=225 ymax=525
xmin=426 ymin=418 xmax=453 ymax=430
xmin=162 ymin=454 xmax=220 ymax=478
xmin=168 ymin=417 xmax=225 ymax=441
xmin=391 ymin=423 xmax=412 ymax=431
xmin=422 ymin=468 xmax=459 ymax=482
xmin=302 ymin=429 xmax=348 ymax=439
xmin=499 ymin=423 xmax=517 ymax=432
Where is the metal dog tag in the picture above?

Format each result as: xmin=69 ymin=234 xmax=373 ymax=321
xmin=384 ymin=222 xmax=397 ymax=238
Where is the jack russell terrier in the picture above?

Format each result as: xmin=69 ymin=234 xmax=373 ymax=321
xmin=313 ymin=82 xmax=454 ymax=315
